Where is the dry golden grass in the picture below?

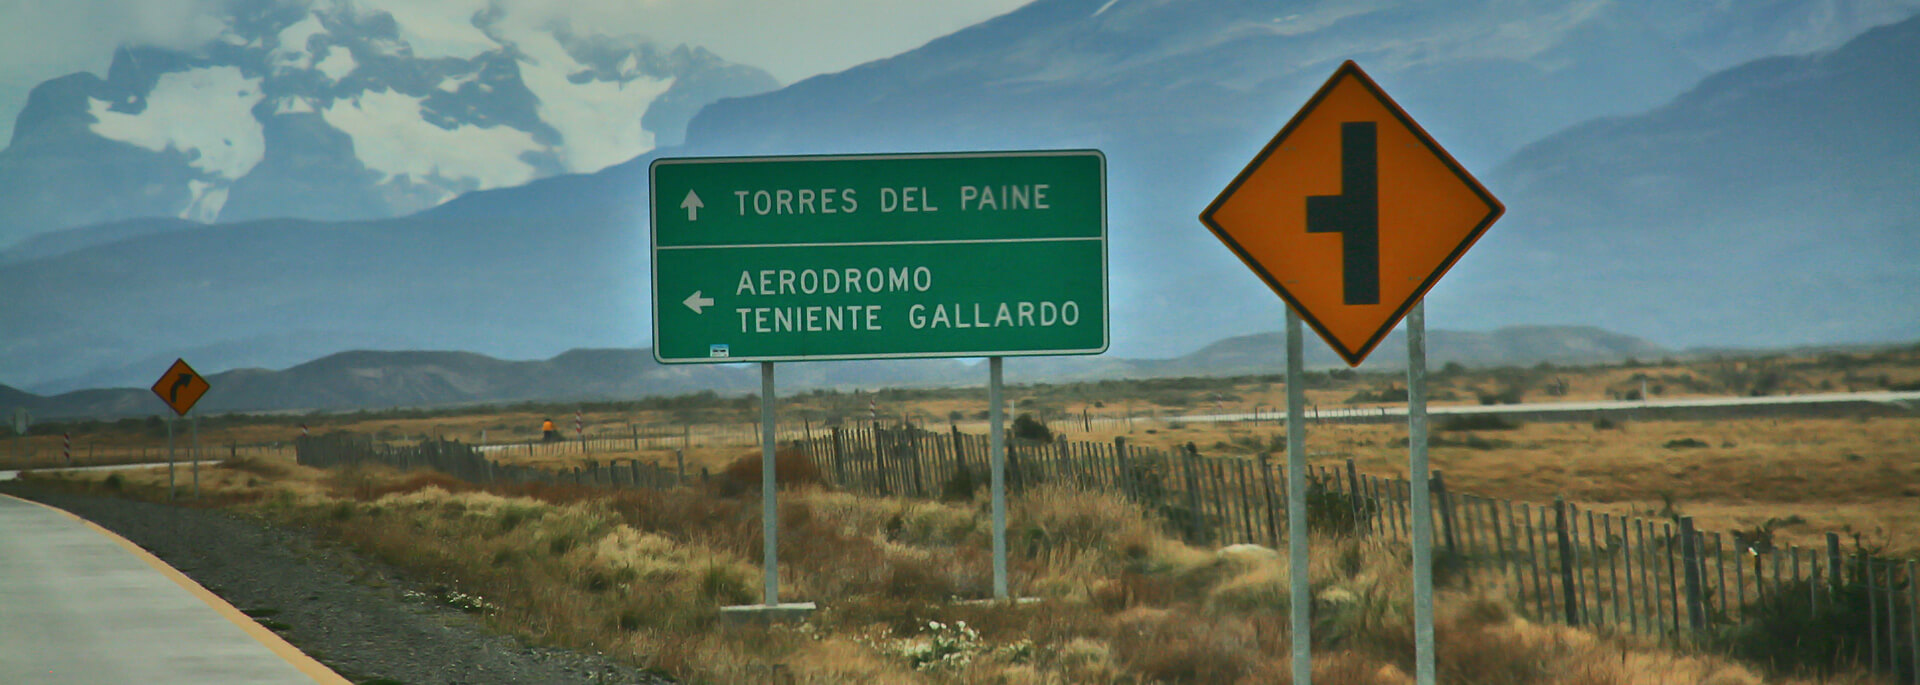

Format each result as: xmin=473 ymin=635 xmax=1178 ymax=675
xmin=1090 ymin=415 xmax=1919 ymax=555
xmin=11 ymin=345 xmax=1917 ymax=681
xmin=24 ymin=456 xmax=1898 ymax=684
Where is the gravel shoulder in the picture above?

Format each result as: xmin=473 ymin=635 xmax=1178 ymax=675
xmin=1 ymin=483 xmax=671 ymax=685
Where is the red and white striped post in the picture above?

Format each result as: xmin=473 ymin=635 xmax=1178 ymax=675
xmin=63 ymin=433 xmax=71 ymax=465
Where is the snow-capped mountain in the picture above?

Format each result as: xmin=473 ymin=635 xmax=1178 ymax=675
xmin=0 ymin=0 xmax=775 ymax=247
xmin=3 ymin=0 xmax=1918 ymax=394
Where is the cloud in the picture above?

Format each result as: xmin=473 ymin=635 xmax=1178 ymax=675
xmin=0 ymin=0 xmax=1032 ymax=144
xmin=490 ymin=0 xmax=1031 ymax=84
xmin=0 ymin=0 xmax=230 ymax=143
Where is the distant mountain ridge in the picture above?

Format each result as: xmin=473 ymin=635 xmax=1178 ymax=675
xmin=3 ymin=1 xmax=1918 ymax=394
xmin=3 ymin=325 xmax=1671 ymax=419
xmin=1448 ymin=11 xmax=1920 ymax=347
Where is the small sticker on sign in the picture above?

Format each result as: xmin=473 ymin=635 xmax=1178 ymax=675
xmin=710 ymin=344 xmax=730 ymax=358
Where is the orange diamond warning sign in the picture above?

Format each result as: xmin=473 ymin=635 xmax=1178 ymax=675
xmin=151 ymin=358 xmax=210 ymax=416
xmin=1201 ymin=60 xmax=1503 ymax=366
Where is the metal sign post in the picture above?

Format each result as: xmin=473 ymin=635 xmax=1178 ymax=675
xmin=191 ymin=412 xmax=201 ymax=499
xmin=149 ymin=357 xmax=211 ymax=503
xmin=1407 ymin=302 xmax=1435 ymax=683
xmin=652 ymin=150 xmax=1109 ymax=607
xmin=1285 ymin=309 xmax=1311 ymax=684
xmin=166 ymin=417 xmax=176 ymax=501
xmin=11 ymin=408 xmax=26 ymax=462
xmin=990 ymin=357 xmax=1008 ymax=600
xmin=1200 ymin=62 xmax=1503 ymax=685
xmin=761 ymin=362 xmax=780 ymax=606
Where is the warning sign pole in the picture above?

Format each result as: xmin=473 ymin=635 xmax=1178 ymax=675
xmin=1406 ymin=302 xmax=1436 ymax=683
xmin=1284 ymin=310 xmax=1310 ymax=683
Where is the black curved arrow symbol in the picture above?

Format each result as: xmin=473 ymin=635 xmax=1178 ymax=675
xmin=169 ymin=372 xmax=193 ymax=403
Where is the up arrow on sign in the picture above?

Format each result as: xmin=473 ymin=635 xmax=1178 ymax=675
xmin=681 ymin=189 xmax=704 ymax=221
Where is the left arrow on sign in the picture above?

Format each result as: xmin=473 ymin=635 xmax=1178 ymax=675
xmin=681 ymin=190 xmax=704 ymax=221
xmin=683 ymin=290 xmax=715 ymax=314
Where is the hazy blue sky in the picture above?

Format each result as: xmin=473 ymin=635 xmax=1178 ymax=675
xmin=0 ymin=0 xmax=1031 ymax=144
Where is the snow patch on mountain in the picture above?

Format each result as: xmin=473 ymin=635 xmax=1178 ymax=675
xmin=0 ymin=0 xmax=778 ymax=244
xmin=435 ymin=71 xmax=479 ymax=93
xmin=315 ymin=45 xmax=357 ymax=81
xmin=272 ymin=12 xmax=327 ymax=71
xmin=514 ymin=31 xmax=673 ymax=174
xmin=87 ymin=66 xmax=267 ymax=181
xmin=378 ymin=0 xmax=496 ymax=61
xmin=183 ymin=180 xmax=228 ymax=223
xmin=321 ymin=88 xmax=540 ymax=195
xmin=86 ymin=66 xmax=265 ymax=219
xmin=274 ymin=96 xmax=316 ymax=114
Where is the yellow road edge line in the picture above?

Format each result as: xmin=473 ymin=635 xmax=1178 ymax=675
xmin=1 ymin=493 xmax=353 ymax=685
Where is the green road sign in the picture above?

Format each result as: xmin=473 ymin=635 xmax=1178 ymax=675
xmin=651 ymin=150 xmax=1107 ymax=363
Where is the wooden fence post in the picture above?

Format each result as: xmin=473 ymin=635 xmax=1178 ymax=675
xmin=1259 ymin=454 xmax=1279 ymax=548
xmin=1554 ymin=498 xmax=1579 ymax=626
xmin=1827 ymin=532 xmax=1845 ymax=596
xmin=1234 ymin=460 xmax=1256 ymax=543
xmin=1434 ymin=470 xmax=1460 ymax=564
xmin=1881 ymin=558 xmax=1898 ymax=676
xmin=1180 ymin=445 xmax=1204 ymax=544
xmin=1665 ymin=522 xmax=1681 ymax=639
xmin=1566 ymin=504 xmax=1585 ymax=622
xmin=1906 ymin=559 xmax=1918 ymax=685
xmin=1867 ymin=555 xmax=1880 ymax=671
xmin=906 ymin=429 xmax=925 ymax=498
xmin=1522 ymin=503 xmax=1546 ymax=619
xmin=1345 ymin=459 xmax=1366 ymax=537
xmin=1680 ymin=516 xmax=1706 ymax=633
xmin=830 ymin=426 xmax=847 ymax=489
xmin=952 ymin=425 xmax=971 ymax=494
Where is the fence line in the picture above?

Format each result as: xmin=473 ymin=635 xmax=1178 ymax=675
xmin=795 ymin=423 xmax=1917 ymax=680
xmin=295 ymin=434 xmax=685 ymax=491
xmin=3 ymin=441 xmax=293 ymax=471
xmin=288 ymin=422 xmax=1916 ymax=681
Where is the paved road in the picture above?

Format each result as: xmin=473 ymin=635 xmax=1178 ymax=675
xmin=0 ymin=494 xmax=346 ymax=684
xmin=0 ymin=460 xmax=223 ymax=482
xmin=1172 ymin=389 xmax=1920 ymax=423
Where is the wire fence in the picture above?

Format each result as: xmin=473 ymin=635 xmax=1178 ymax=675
xmin=797 ymin=423 xmax=1919 ymax=681
xmin=290 ymin=422 xmax=1917 ymax=681
xmin=2 ymin=441 xmax=292 ymax=471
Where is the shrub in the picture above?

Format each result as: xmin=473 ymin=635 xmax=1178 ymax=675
xmin=938 ymin=466 xmax=977 ymax=502
xmin=717 ymin=448 xmax=823 ymax=495
xmin=1306 ymin=475 xmax=1378 ymax=537
xmin=1664 ymin=438 xmax=1710 ymax=449
xmin=1347 ymin=385 xmax=1409 ymax=403
xmin=1437 ymin=414 xmax=1521 ymax=432
xmin=698 ymin=564 xmax=755 ymax=605
xmin=1474 ymin=386 xmax=1525 ymax=405
xmin=1011 ymin=413 xmax=1052 ymax=442
xmin=1715 ymin=578 xmax=1898 ymax=678
xmin=1391 ymin=434 xmax=1510 ymax=450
